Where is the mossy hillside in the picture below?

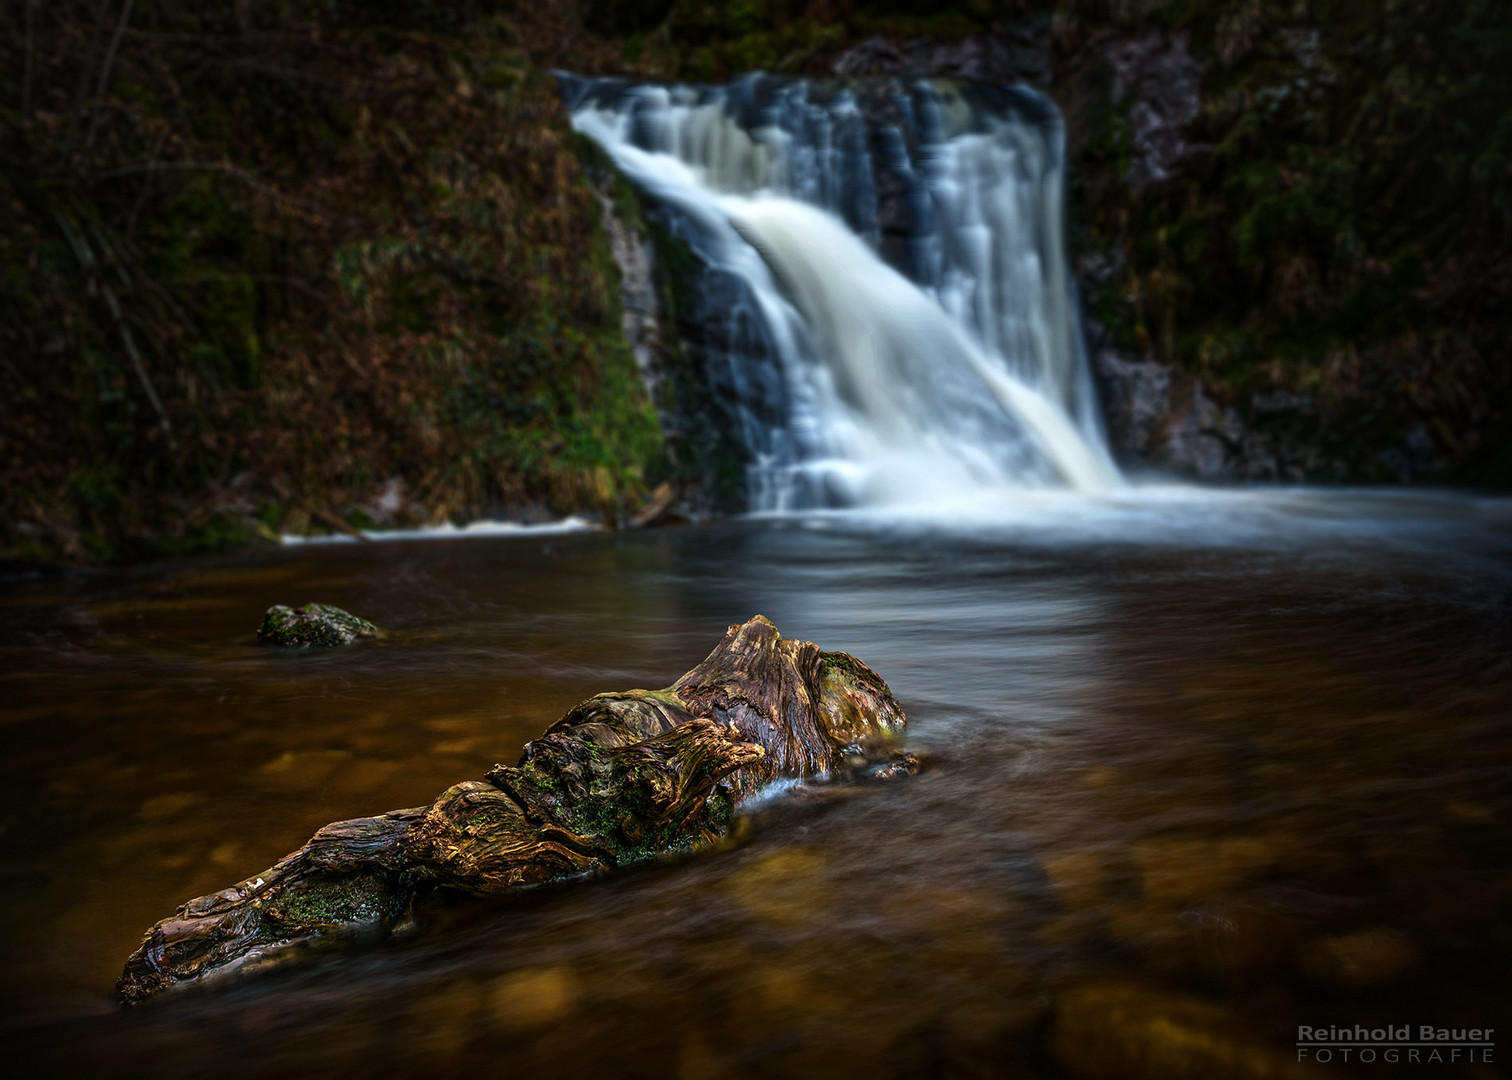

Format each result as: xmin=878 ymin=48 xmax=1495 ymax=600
xmin=0 ymin=2 xmax=665 ymax=562
xmin=1060 ymin=0 xmax=1512 ymax=480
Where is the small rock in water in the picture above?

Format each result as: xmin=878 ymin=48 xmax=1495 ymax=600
xmin=257 ymin=603 xmax=379 ymax=647
xmin=869 ymin=751 xmax=921 ymax=780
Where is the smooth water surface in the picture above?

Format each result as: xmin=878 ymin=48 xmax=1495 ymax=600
xmin=2 ymin=490 xmax=1510 ymax=1077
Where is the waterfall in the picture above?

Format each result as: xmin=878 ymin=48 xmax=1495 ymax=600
xmin=567 ymin=74 xmax=1121 ymax=511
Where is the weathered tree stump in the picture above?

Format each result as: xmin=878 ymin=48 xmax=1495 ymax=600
xmin=118 ymin=616 xmax=911 ymax=1004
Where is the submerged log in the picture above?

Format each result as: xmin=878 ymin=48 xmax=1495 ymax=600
xmin=118 ymin=616 xmax=911 ymax=1004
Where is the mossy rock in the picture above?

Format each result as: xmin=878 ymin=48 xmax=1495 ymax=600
xmin=256 ymin=603 xmax=380 ymax=647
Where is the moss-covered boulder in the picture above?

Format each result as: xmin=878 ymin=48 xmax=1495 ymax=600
xmin=118 ymin=616 xmax=913 ymax=1004
xmin=256 ymin=603 xmax=380 ymax=647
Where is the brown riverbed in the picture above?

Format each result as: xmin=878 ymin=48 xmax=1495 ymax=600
xmin=2 ymin=491 xmax=1509 ymax=1078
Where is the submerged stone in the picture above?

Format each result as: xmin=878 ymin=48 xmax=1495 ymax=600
xmin=257 ymin=603 xmax=379 ymax=647
xmin=1297 ymin=925 xmax=1417 ymax=986
xmin=1051 ymin=982 xmax=1327 ymax=1080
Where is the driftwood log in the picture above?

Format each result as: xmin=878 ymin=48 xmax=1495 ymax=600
xmin=118 ymin=616 xmax=912 ymax=1004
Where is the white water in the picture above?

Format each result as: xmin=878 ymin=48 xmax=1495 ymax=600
xmin=729 ymin=199 xmax=1119 ymax=495
xmin=279 ymin=516 xmax=597 ymax=546
xmin=570 ymin=78 xmax=1121 ymax=511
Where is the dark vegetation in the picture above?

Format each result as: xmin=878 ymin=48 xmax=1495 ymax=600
xmin=0 ymin=1 xmax=661 ymax=561
xmin=2 ymin=1 xmax=1507 ymax=560
xmin=1063 ymin=0 xmax=1512 ymax=481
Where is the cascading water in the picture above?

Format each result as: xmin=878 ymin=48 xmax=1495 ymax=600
xmin=566 ymin=74 xmax=1121 ymax=511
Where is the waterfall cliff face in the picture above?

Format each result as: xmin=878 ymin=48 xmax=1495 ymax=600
xmin=566 ymin=74 xmax=1120 ymax=511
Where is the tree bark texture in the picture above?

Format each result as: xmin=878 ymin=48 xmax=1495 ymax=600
xmin=117 ymin=616 xmax=911 ymax=1004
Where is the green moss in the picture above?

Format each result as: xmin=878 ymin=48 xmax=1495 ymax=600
xmin=506 ymin=718 xmax=742 ymax=870
xmin=819 ymin=650 xmax=868 ymax=680
xmin=272 ymin=873 xmax=399 ymax=927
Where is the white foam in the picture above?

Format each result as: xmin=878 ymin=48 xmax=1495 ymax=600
xmin=279 ymin=516 xmax=598 ymax=546
xmin=762 ymin=485 xmax=1512 ymax=553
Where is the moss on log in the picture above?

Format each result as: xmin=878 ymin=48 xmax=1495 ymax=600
xmin=117 ymin=616 xmax=911 ymax=1004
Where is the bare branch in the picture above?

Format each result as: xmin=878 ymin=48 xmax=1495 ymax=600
xmin=64 ymin=0 xmax=115 ymax=156
xmin=124 ymin=123 xmax=170 ymax=235
xmin=83 ymin=0 xmax=137 ymax=163
xmin=54 ymin=212 xmax=96 ymax=285
xmin=102 ymin=280 xmax=178 ymax=450
xmin=22 ymin=0 xmax=35 ymax=116
xmin=55 ymin=213 xmax=177 ymax=450
xmin=84 ymin=216 xmax=133 ymax=289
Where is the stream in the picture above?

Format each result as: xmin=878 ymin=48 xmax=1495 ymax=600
xmin=3 ymin=489 xmax=1510 ymax=1077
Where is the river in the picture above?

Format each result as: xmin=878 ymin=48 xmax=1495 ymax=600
xmin=3 ymin=489 xmax=1509 ymax=1077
